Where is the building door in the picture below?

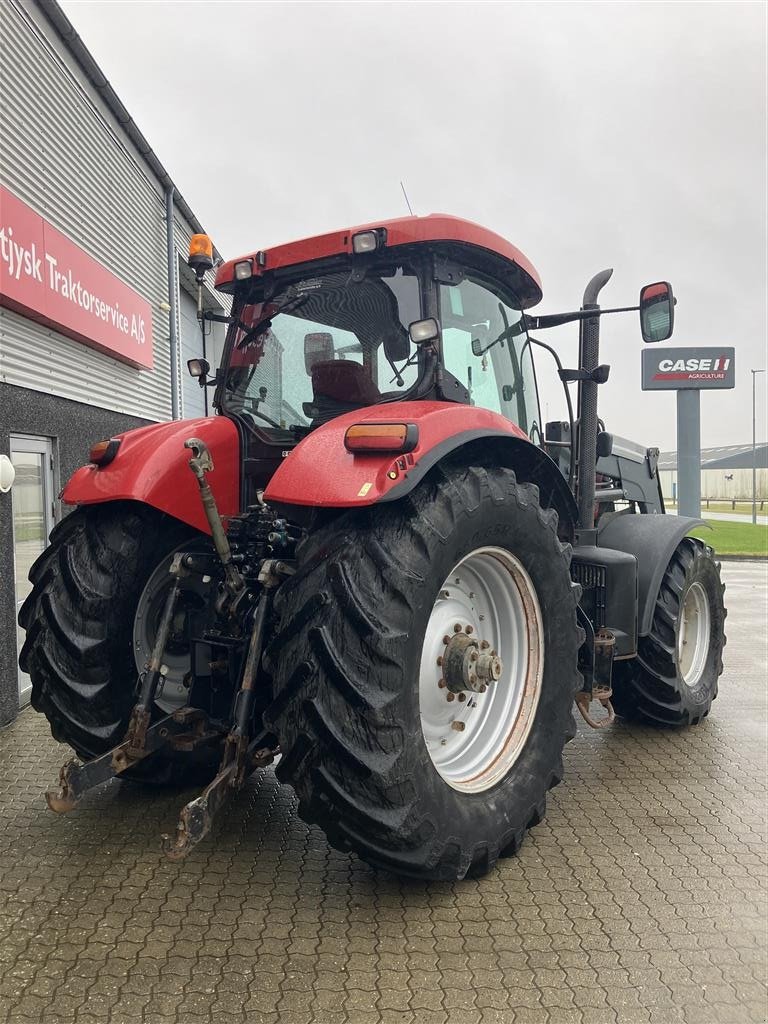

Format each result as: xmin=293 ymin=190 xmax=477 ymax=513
xmin=10 ymin=435 xmax=55 ymax=707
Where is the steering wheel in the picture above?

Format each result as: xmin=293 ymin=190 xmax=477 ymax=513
xmin=242 ymin=397 xmax=282 ymax=429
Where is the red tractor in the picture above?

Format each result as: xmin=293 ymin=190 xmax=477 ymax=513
xmin=20 ymin=215 xmax=726 ymax=879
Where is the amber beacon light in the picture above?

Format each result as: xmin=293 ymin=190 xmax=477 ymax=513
xmin=188 ymin=234 xmax=214 ymax=280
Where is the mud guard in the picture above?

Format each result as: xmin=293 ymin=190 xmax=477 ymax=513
xmin=264 ymin=401 xmax=578 ymax=537
xmin=598 ymin=512 xmax=706 ymax=637
xmin=380 ymin=430 xmax=579 ymax=539
xmin=60 ymin=416 xmax=240 ymax=535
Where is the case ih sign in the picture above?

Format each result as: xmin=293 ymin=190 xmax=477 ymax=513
xmin=641 ymin=346 xmax=735 ymax=390
xmin=0 ymin=187 xmax=153 ymax=369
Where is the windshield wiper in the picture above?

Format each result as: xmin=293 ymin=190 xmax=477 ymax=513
xmin=236 ymin=294 xmax=309 ymax=349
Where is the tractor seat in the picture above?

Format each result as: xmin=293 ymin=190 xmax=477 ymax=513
xmin=303 ymin=360 xmax=381 ymax=424
xmin=310 ymin=360 xmax=381 ymax=404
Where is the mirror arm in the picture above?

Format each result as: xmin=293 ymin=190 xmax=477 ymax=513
xmin=525 ymin=305 xmax=638 ymax=331
xmin=201 ymin=311 xmax=237 ymax=325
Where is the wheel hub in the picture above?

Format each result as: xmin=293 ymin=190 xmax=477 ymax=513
xmin=418 ymin=546 xmax=544 ymax=793
xmin=677 ymin=580 xmax=711 ymax=688
xmin=442 ymin=628 xmax=503 ymax=694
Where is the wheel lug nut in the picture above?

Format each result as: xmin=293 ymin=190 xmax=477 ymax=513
xmin=465 ymin=625 xmax=473 ymax=635
xmin=480 ymin=640 xmax=490 ymax=650
xmin=451 ymin=721 xmax=466 ymax=732
xmin=469 ymin=674 xmax=477 ymax=686
xmin=469 ymin=651 xmax=478 ymax=662
xmin=446 ymin=692 xmax=456 ymax=702
xmin=436 ymin=655 xmax=443 ymax=666
xmin=458 ymin=693 xmax=467 ymax=702
xmin=453 ymin=623 xmax=462 ymax=633
xmin=479 ymin=684 xmax=487 ymax=693
xmin=443 ymin=635 xmax=451 ymax=645
xmin=438 ymin=678 xmax=446 ymax=689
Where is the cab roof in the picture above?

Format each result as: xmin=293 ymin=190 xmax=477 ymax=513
xmin=215 ymin=213 xmax=543 ymax=308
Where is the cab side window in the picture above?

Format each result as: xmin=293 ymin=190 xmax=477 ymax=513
xmin=439 ymin=277 xmax=539 ymax=435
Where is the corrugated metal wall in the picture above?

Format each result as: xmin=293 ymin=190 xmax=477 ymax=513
xmin=659 ymin=469 xmax=768 ymax=501
xmin=0 ymin=0 xmax=223 ymax=423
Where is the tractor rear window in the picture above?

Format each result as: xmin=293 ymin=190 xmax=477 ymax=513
xmin=220 ymin=267 xmax=422 ymax=435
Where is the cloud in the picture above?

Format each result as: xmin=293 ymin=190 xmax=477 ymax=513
xmin=61 ymin=0 xmax=767 ymax=449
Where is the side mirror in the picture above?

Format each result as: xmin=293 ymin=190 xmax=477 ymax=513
xmin=596 ymin=431 xmax=614 ymax=458
xmin=383 ymin=328 xmax=410 ymax=363
xmin=187 ymin=357 xmax=210 ymax=387
xmin=409 ymin=318 xmax=440 ymax=345
xmin=304 ymin=332 xmax=334 ymax=372
xmin=640 ymin=282 xmax=674 ymax=343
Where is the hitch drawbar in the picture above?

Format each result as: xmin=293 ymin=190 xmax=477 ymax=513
xmin=45 ymin=436 xmax=286 ymax=859
xmin=46 ymin=707 xmax=219 ymax=813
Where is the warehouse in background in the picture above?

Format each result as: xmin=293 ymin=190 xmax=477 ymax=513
xmin=658 ymin=444 xmax=768 ymax=503
xmin=0 ymin=0 xmax=227 ymax=725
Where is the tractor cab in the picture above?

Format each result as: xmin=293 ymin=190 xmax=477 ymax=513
xmin=188 ymin=216 xmax=546 ymax=494
xmin=219 ymin=260 xmax=540 ymax=436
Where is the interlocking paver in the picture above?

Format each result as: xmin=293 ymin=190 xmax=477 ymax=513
xmin=1 ymin=561 xmax=766 ymax=1024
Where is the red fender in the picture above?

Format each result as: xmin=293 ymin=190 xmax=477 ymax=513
xmin=264 ymin=401 xmax=530 ymax=508
xmin=61 ymin=416 xmax=240 ymax=534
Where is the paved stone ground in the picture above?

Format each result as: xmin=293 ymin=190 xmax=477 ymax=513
xmin=1 ymin=561 xmax=766 ymax=1024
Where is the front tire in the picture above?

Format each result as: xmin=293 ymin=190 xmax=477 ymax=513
xmin=19 ymin=502 xmax=220 ymax=783
xmin=264 ymin=464 xmax=582 ymax=880
xmin=612 ymin=537 xmax=726 ymax=727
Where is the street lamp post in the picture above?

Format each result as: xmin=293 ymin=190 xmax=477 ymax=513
xmin=752 ymin=368 xmax=765 ymax=526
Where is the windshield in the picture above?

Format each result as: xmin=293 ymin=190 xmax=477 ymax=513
xmin=220 ymin=266 xmax=423 ymax=436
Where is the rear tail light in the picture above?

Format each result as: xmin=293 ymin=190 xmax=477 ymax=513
xmin=344 ymin=423 xmax=418 ymax=453
xmin=89 ymin=438 xmax=121 ymax=466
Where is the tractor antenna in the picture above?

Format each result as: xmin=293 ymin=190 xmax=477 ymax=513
xmin=400 ymin=181 xmax=415 ymax=216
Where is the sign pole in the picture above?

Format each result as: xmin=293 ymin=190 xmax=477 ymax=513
xmin=676 ymin=389 xmax=701 ymax=518
xmin=642 ymin=346 xmax=734 ymax=521
xmin=753 ymin=369 xmax=765 ymax=525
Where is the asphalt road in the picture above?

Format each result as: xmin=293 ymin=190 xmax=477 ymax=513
xmin=0 ymin=562 xmax=766 ymax=1024
xmin=669 ymin=509 xmax=768 ymax=525
xmin=697 ymin=512 xmax=767 ymax=525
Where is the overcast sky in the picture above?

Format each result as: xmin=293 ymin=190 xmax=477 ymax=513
xmin=61 ymin=0 xmax=767 ymax=451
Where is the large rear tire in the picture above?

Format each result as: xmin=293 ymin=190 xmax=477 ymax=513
xmin=612 ymin=537 xmax=726 ymax=727
xmin=264 ymin=464 xmax=582 ymax=880
xmin=19 ymin=502 xmax=221 ymax=784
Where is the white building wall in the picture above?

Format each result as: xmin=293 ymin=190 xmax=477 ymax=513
xmin=660 ymin=468 xmax=768 ymax=502
xmin=0 ymin=0 xmax=225 ymax=423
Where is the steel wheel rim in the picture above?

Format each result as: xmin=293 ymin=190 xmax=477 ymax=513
xmin=133 ymin=546 xmax=213 ymax=713
xmin=677 ymin=580 xmax=711 ymax=688
xmin=419 ymin=546 xmax=544 ymax=793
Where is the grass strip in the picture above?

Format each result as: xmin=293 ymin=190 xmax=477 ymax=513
xmin=691 ymin=520 xmax=768 ymax=558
